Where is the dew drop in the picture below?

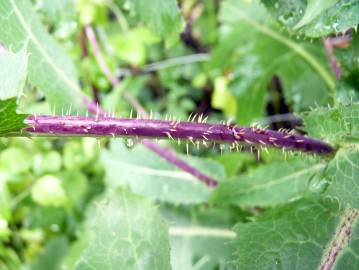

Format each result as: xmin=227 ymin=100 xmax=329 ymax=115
xmin=308 ymin=174 xmax=330 ymax=194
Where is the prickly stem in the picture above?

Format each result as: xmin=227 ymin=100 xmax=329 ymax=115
xmin=23 ymin=115 xmax=334 ymax=155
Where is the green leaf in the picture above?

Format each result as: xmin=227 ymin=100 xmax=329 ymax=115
xmin=297 ymin=1 xmax=359 ymax=37
xmin=31 ymin=175 xmax=67 ymax=207
xmin=211 ymin=159 xmax=326 ymax=207
xmin=0 ymin=215 xmax=11 ymax=238
xmin=231 ymin=198 xmax=359 ymax=269
xmin=61 ymin=170 xmax=87 ymax=206
xmin=61 ymin=237 xmax=89 ymax=270
xmin=26 ymin=206 xmax=66 ymax=229
xmin=263 ymin=0 xmax=359 ymax=38
xmin=162 ymin=206 xmax=236 ymax=270
xmin=32 ymin=151 xmax=62 ymax=175
xmin=30 ymin=237 xmax=69 ymax=270
xmin=36 ymin=0 xmax=76 ymax=32
xmin=0 ymin=98 xmax=27 ymax=136
xmin=211 ymin=76 xmax=237 ymax=117
xmin=0 ymin=46 xmax=27 ymax=99
xmin=76 ymin=190 xmax=171 ymax=270
xmin=303 ymin=103 xmax=359 ymax=145
xmin=133 ymin=0 xmax=184 ymax=47
xmin=109 ymin=27 xmax=160 ymax=66
xmin=0 ymin=0 xmax=84 ymax=113
xmin=303 ymin=103 xmax=359 ymax=208
xmin=0 ymin=147 xmax=32 ymax=174
xmin=324 ymin=147 xmax=359 ymax=208
xmin=102 ymin=140 xmax=225 ymax=204
xmin=170 ymin=231 xmax=234 ymax=270
xmin=0 ymin=245 xmax=22 ymax=270
xmin=76 ymin=0 xmax=108 ymax=26
xmin=0 ymin=44 xmax=28 ymax=137
xmin=209 ymin=0 xmax=334 ymax=124
xmin=63 ymin=141 xmax=88 ymax=170
xmin=212 ymin=151 xmax=256 ymax=177
xmin=294 ymin=0 xmax=338 ymax=30
xmin=0 ymin=179 xmax=11 ymax=221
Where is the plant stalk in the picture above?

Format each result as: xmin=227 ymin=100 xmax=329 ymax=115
xmin=24 ymin=115 xmax=334 ymax=155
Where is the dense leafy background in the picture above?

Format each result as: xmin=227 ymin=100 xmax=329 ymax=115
xmin=0 ymin=0 xmax=358 ymax=269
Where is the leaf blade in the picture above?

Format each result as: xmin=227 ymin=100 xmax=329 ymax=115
xmin=231 ymin=199 xmax=359 ymax=269
xmin=212 ymin=159 xmax=326 ymax=207
xmin=76 ymin=190 xmax=171 ymax=270
xmin=263 ymin=0 xmax=359 ymax=38
xmin=0 ymin=0 xmax=84 ymax=112
xmin=133 ymin=0 xmax=184 ymax=46
xmin=0 ymin=98 xmax=27 ymax=136
xmin=102 ymin=141 xmax=225 ymax=204
xmin=0 ymin=46 xmax=27 ymax=99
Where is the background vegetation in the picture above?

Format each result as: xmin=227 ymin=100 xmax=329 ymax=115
xmin=0 ymin=0 xmax=359 ymax=269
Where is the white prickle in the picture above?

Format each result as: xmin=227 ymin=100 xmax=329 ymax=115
xmin=187 ymin=112 xmax=193 ymax=122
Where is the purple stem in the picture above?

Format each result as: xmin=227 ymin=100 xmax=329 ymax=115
xmin=323 ymin=38 xmax=341 ymax=79
xmin=24 ymin=115 xmax=334 ymax=156
xmin=84 ymin=25 xmax=219 ymax=186
xmin=320 ymin=209 xmax=359 ymax=270
xmin=142 ymin=142 xmax=218 ymax=187
xmin=85 ymin=25 xmax=149 ymax=117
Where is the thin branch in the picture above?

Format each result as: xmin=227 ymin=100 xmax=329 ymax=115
xmin=142 ymin=142 xmax=218 ymax=186
xmin=117 ymin=53 xmax=210 ymax=77
xmin=78 ymin=28 xmax=89 ymax=58
xmin=84 ymin=25 xmax=219 ymax=187
xmin=180 ymin=2 xmax=209 ymax=53
xmin=142 ymin=54 xmax=210 ymax=73
xmin=105 ymin=0 xmax=129 ymax=32
xmin=85 ymin=25 xmax=147 ymax=116
xmin=78 ymin=29 xmax=101 ymax=104
xmin=85 ymin=26 xmax=119 ymax=87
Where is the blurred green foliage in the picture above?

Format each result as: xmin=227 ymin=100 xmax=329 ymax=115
xmin=0 ymin=0 xmax=359 ymax=269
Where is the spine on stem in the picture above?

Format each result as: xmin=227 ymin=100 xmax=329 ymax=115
xmin=23 ymin=115 xmax=334 ymax=155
